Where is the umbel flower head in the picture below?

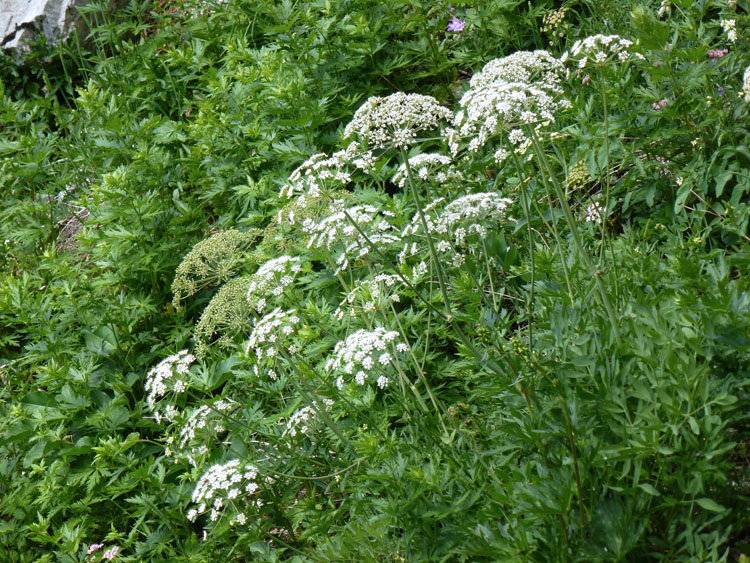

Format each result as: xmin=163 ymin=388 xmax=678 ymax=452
xmin=467 ymin=50 xmax=567 ymax=93
xmin=325 ymin=327 xmax=409 ymax=390
xmin=344 ymin=92 xmax=452 ymax=150
xmin=392 ymin=153 xmax=462 ymax=188
xmin=246 ymin=255 xmax=302 ymax=313
xmin=452 ymin=79 xmax=571 ymax=153
xmin=145 ymin=350 xmax=196 ymax=422
xmin=246 ymin=307 xmax=300 ymax=361
xmin=188 ymin=459 xmax=262 ymax=527
xmin=401 ymin=192 xmax=513 ymax=268
xmin=562 ymin=35 xmax=645 ymax=68
xmin=303 ymin=202 xmax=401 ymax=274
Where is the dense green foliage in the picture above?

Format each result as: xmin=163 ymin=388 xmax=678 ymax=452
xmin=1 ymin=0 xmax=749 ymax=560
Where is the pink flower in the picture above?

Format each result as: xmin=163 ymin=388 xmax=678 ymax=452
xmin=87 ymin=544 xmax=103 ymax=555
xmin=652 ymin=99 xmax=669 ymax=110
xmin=447 ymin=17 xmax=465 ymax=32
xmin=101 ymin=546 xmax=120 ymax=561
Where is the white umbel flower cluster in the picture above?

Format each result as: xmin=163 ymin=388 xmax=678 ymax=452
xmin=280 ymin=143 xmax=376 ymax=201
xmin=403 ymin=192 xmax=513 ymax=244
xmin=246 ymin=256 xmax=302 ymax=312
xmin=188 ymin=460 xmax=261 ymax=526
xmin=344 ymin=92 xmax=452 ymax=150
xmin=326 ymin=328 xmax=409 ymax=390
xmin=583 ymin=201 xmax=604 ymax=224
xmin=391 ymin=153 xmax=461 ymax=188
xmin=451 ymin=51 xmax=571 ymax=154
xmin=722 ymin=19 xmax=737 ymax=43
xmin=176 ymin=399 xmax=234 ymax=466
xmin=334 ymin=274 xmax=404 ymax=320
xmin=303 ymin=203 xmax=400 ymax=274
xmin=283 ymin=398 xmax=335 ymax=438
xmin=246 ymin=308 xmax=300 ymax=361
xmin=562 ymin=35 xmax=644 ymax=68
xmin=467 ymin=50 xmax=566 ymax=93
xmin=145 ymin=350 xmax=196 ymax=421
xmin=743 ymin=66 xmax=750 ymax=103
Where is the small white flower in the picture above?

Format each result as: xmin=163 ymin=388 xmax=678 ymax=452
xmin=345 ymin=93 xmax=452 ymax=150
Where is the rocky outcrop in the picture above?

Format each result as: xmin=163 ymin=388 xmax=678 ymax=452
xmin=1 ymin=0 xmax=93 ymax=59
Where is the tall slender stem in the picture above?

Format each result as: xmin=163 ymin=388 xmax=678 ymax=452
xmin=527 ymin=128 xmax=621 ymax=345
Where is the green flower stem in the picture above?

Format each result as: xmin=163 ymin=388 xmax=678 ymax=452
xmin=508 ymin=149 xmax=538 ymax=352
xmin=389 ymin=301 xmax=449 ymax=434
xmin=400 ymin=146 xmax=455 ymax=318
xmin=481 ymin=238 xmax=500 ymax=312
xmin=527 ymin=128 xmax=621 ymax=345
xmin=597 ymin=67 xmax=614 ymax=271
xmin=529 ymin=189 xmax=575 ymax=298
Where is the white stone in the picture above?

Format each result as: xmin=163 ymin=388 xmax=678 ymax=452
xmin=1 ymin=0 xmax=96 ymax=59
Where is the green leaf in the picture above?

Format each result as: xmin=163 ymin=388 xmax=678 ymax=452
xmin=22 ymin=391 xmax=59 ymax=408
xmin=696 ymin=497 xmax=726 ymax=512
xmin=638 ymin=483 xmax=660 ymax=496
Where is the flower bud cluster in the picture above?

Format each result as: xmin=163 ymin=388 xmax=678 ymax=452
xmin=326 ymin=328 xmax=409 ymax=390
xmin=563 ymin=35 xmax=644 ymax=69
xmin=247 ymin=308 xmax=300 ymax=361
xmin=188 ymin=459 xmax=262 ymax=525
xmin=542 ymin=8 xmax=568 ymax=37
xmin=145 ymin=350 xmax=196 ymax=421
xmin=744 ymin=66 xmax=750 ymax=103
xmin=344 ymin=93 xmax=452 ymax=150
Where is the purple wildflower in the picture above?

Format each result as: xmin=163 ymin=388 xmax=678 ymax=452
xmin=447 ymin=17 xmax=465 ymax=32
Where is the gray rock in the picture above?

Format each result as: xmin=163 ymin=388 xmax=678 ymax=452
xmin=1 ymin=0 xmax=93 ymax=59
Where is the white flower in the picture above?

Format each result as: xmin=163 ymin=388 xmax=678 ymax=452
xmin=246 ymin=256 xmax=301 ymax=312
xmin=326 ymin=328 xmax=406 ymax=388
xmin=743 ymin=66 xmax=750 ymax=103
xmin=722 ymin=19 xmax=737 ymax=43
xmin=564 ymin=35 xmax=644 ymax=69
xmin=377 ymin=376 xmax=389 ymax=389
xmin=391 ymin=153 xmax=460 ymax=188
xmin=144 ymin=350 xmax=195 ymax=413
xmin=247 ymin=308 xmax=300 ymax=361
xmin=402 ymin=192 xmax=513 ymax=254
xmin=344 ymin=93 xmax=452 ymax=150
xmin=305 ymin=203 xmax=401 ymax=274
xmin=584 ymin=201 xmax=604 ymax=224
xmin=334 ymin=274 xmax=405 ymax=320
xmin=454 ymin=79 xmax=570 ymax=153
xmin=283 ymin=398 xmax=334 ymax=437
xmin=189 ymin=460 xmax=261 ymax=531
